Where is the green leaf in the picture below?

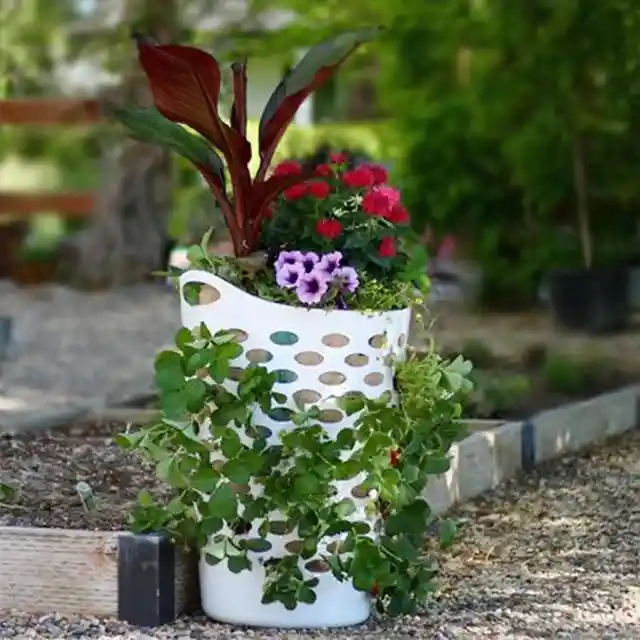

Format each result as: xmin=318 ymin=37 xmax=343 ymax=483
xmin=208 ymin=484 xmax=238 ymax=521
xmin=175 ymin=327 xmax=194 ymax=351
xmin=335 ymin=459 xmax=361 ymax=480
xmin=259 ymin=28 xmax=380 ymax=152
xmin=184 ymin=378 xmax=207 ymax=404
xmin=161 ymin=389 xmax=188 ymax=419
xmin=192 ymin=467 xmax=220 ymax=493
xmin=154 ymin=350 xmax=185 ymax=391
xmin=242 ymin=538 xmax=272 ymax=553
xmin=202 ymin=539 xmax=226 ymax=562
xmin=336 ymin=428 xmax=355 ymax=450
xmin=439 ymin=518 xmax=458 ymax=549
xmin=138 ymin=489 xmax=155 ymax=507
xmin=298 ymin=586 xmax=317 ymax=605
xmin=220 ymin=430 xmax=243 ymax=458
xmin=113 ymin=431 xmax=145 ymax=449
xmin=109 ymin=105 xmax=226 ymax=188
xmin=280 ymin=593 xmax=298 ymax=611
xmin=423 ymin=455 xmax=451 ymax=475
xmin=228 ymin=554 xmax=252 ymax=573
xmin=221 ymin=458 xmax=251 ymax=484
xmin=294 ymin=474 xmax=318 ymax=495
xmin=338 ymin=394 xmax=366 ymax=416
xmin=334 ymin=498 xmax=356 ymax=518
xmin=201 ymin=516 xmax=224 ymax=535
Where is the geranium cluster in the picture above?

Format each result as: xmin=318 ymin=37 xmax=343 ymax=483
xmin=274 ymin=250 xmax=359 ymax=306
xmin=267 ymin=153 xmax=410 ymax=262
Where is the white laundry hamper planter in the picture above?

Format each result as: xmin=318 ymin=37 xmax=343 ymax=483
xmin=179 ymin=269 xmax=411 ymax=629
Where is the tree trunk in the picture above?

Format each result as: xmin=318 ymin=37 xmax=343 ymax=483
xmin=69 ymin=139 xmax=173 ymax=288
xmin=68 ymin=0 xmax=178 ymax=289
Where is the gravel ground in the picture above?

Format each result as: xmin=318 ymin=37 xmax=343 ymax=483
xmin=0 ymin=280 xmax=178 ymax=414
xmin=2 ymin=424 xmax=639 ymax=638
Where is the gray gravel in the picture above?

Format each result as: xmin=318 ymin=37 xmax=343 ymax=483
xmin=2 ymin=429 xmax=639 ymax=639
xmin=0 ymin=280 xmax=178 ymax=415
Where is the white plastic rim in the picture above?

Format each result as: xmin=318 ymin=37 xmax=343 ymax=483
xmin=179 ymin=269 xmax=411 ymax=628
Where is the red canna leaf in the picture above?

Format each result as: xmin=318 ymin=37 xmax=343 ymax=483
xmin=256 ymin=28 xmax=380 ymax=178
xmin=230 ymin=60 xmax=248 ymax=138
xmin=134 ymin=36 xmax=251 ymax=168
xmin=108 ymin=105 xmax=227 ymax=190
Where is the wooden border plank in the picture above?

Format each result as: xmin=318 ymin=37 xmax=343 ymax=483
xmin=0 ymin=527 xmax=198 ymax=624
xmin=0 ymin=527 xmax=119 ymax=616
xmin=0 ymin=192 xmax=95 ymax=217
xmin=0 ymin=99 xmax=102 ymax=126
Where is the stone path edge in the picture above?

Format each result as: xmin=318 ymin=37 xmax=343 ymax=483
xmin=424 ymin=383 xmax=640 ymax=515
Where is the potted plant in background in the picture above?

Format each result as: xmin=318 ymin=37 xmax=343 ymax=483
xmin=545 ymin=138 xmax=631 ymax=333
xmin=112 ymin=29 xmax=473 ymax=629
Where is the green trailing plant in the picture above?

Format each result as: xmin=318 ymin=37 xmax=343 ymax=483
xmin=117 ymin=325 xmax=474 ymax=616
xmin=109 ymin=29 xmax=380 ymax=257
xmin=542 ymin=354 xmax=588 ymax=395
xmin=467 ymin=371 xmax=531 ymax=418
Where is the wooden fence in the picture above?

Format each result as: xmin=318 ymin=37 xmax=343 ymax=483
xmin=0 ymin=98 xmax=102 ymax=219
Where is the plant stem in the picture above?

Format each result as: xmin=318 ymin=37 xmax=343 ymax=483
xmin=571 ymin=136 xmax=592 ymax=269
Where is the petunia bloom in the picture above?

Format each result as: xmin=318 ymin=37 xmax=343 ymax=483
xmin=296 ymin=271 xmax=329 ymax=305
xmin=334 ymin=266 xmax=359 ymax=293
xmin=276 ymin=262 xmax=305 ymax=289
xmin=317 ymin=251 xmax=343 ymax=277
xmin=299 ymin=251 xmax=320 ymax=273
xmin=275 ymin=250 xmax=304 ymax=271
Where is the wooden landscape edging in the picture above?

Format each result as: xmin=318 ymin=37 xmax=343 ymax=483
xmin=0 ymin=527 xmax=198 ymax=625
xmin=424 ymin=383 xmax=640 ymax=514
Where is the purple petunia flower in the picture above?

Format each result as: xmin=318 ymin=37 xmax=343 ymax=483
xmin=317 ymin=251 xmax=343 ymax=278
xmin=296 ymin=271 xmax=329 ymax=305
xmin=275 ymin=250 xmax=304 ymax=271
xmin=334 ymin=266 xmax=359 ymax=293
xmin=276 ymin=262 xmax=305 ymax=289
xmin=299 ymin=251 xmax=320 ymax=274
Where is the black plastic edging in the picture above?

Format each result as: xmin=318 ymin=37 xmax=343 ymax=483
xmin=117 ymin=533 xmax=176 ymax=626
xmin=520 ymin=419 xmax=536 ymax=472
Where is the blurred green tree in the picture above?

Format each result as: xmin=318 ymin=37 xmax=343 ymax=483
xmin=381 ymin=0 xmax=640 ymax=306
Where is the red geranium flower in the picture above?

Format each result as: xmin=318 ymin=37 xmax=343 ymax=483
xmin=365 ymin=163 xmax=389 ymax=185
xmin=309 ymin=180 xmax=331 ymax=199
xmin=330 ymin=151 xmax=348 ymax=164
xmin=387 ymin=203 xmax=409 ymax=224
xmin=316 ymin=218 xmax=343 ymax=239
xmin=379 ymin=236 xmax=396 ymax=258
xmin=283 ymin=183 xmax=308 ymax=200
xmin=362 ymin=185 xmax=401 ymax=217
xmin=343 ymin=166 xmax=374 ymax=189
xmin=315 ymin=163 xmax=333 ymax=177
xmin=273 ymin=159 xmax=302 ymax=176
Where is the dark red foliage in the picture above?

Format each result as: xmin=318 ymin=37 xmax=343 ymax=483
xmin=114 ymin=30 xmax=378 ymax=257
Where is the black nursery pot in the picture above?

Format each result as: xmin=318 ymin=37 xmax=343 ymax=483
xmin=547 ymin=266 xmax=630 ymax=334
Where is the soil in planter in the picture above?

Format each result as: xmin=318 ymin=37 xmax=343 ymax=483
xmin=449 ymin=341 xmax=638 ymax=420
xmin=0 ymin=420 xmax=169 ymax=530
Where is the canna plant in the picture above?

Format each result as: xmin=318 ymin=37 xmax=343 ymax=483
xmin=108 ymin=29 xmax=380 ymax=257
